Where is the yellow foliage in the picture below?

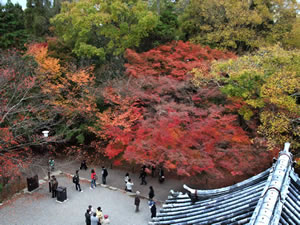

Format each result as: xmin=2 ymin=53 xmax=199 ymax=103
xmin=26 ymin=43 xmax=97 ymax=121
xmin=26 ymin=44 xmax=62 ymax=79
xmin=195 ymin=46 xmax=300 ymax=150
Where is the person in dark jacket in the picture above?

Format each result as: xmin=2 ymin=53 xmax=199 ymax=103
xmin=52 ymin=177 xmax=58 ymax=198
xmin=151 ymin=165 xmax=156 ymax=177
xmin=49 ymin=175 xmax=54 ymax=193
xmin=85 ymin=209 xmax=91 ymax=225
xmin=149 ymin=186 xmax=155 ymax=199
xmin=149 ymin=200 xmax=157 ymax=218
xmin=73 ymin=170 xmax=82 ymax=192
xmin=134 ymin=191 xmax=141 ymax=212
xmin=80 ymin=160 xmax=88 ymax=170
xmin=139 ymin=170 xmax=147 ymax=185
xmin=102 ymin=166 xmax=108 ymax=184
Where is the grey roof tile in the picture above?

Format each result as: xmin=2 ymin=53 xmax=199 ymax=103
xmin=150 ymin=143 xmax=300 ymax=225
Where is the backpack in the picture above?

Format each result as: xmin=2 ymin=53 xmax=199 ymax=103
xmin=103 ymin=169 xmax=108 ymax=177
xmin=73 ymin=175 xmax=78 ymax=183
xmin=94 ymin=174 xmax=98 ymax=180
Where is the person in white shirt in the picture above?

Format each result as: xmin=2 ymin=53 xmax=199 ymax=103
xmin=126 ymin=179 xmax=134 ymax=192
xmin=124 ymin=172 xmax=129 ymax=190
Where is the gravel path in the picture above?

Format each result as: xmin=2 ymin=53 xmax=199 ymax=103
xmin=0 ymin=175 xmax=158 ymax=225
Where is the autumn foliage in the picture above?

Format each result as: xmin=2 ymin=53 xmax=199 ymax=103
xmin=125 ymin=41 xmax=236 ymax=80
xmin=0 ymin=51 xmax=38 ymax=179
xmin=91 ymin=42 xmax=272 ymax=177
xmin=26 ymin=43 xmax=98 ymax=142
xmin=196 ymin=46 xmax=300 ymax=152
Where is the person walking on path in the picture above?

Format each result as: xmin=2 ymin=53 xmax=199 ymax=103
xmin=151 ymin=166 xmax=156 ymax=177
xmin=102 ymin=215 xmax=110 ymax=225
xmin=49 ymin=158 xmax=55 ymax=171
xmin=91 ymin=169 xmax=97 ymax=189
xmin=134 ymin=191 xmax=141 ymax=212
xmin=158 ymin=167 xmax=165 ymax=183
xmin=149 ymin=186 xmax=155 ymax=200
xmin=139 ymin=169 xmax=147 ymax=185
xmin=73 ymin=170 xmax=82 ymax=192
xmin=126 ymin=179 xmax=134 ymax=192
xmin=149 ymin=200 xmax=157 ymax=218
xmin=85 ymin=209 xmax=91 ymax=225
xmin=90 ymin=213 xmax=99 ymax=225
xmin=101 ymin=166 xmax=108 ymax=185
xmin=52 ymin=177 xmax=58 ymax=198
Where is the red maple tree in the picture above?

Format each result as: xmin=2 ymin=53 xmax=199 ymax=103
xmin=125 ymin=40 xmax=236 ymax=80
xmin=92 ymin=74 xmax=271 ymax=177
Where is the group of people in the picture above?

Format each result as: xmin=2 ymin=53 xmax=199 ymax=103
xmin=85 ymin=205 xmax=110 ymax=225
xmin=124 ymin=170 xmax=157 ymax=217
xmin=133 ymin=187 xmax=156 ymax=217
xmin=90 ymin=166 xmax=109 ymax=189
xmin=48 ymin=159 xmax=160 ymax=222
xmin=139 ymin=165 xmax=165 ymax=185
xmin=124 ymin=165 xmax=165 ymax=193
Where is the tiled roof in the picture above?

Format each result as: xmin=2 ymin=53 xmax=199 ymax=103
xmin=150 ymin=143 xmax=300 ymax=225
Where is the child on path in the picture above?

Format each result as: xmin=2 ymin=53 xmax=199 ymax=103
xmin=52 ymin=177 xmax=58 ymax=198
xmin=102 ymin=215 xmax=110 ymax=225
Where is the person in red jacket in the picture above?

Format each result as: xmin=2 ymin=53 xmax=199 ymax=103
xmin=90 ymin=169 xmax=97 ymax=189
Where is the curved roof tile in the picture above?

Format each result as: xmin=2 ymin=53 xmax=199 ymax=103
xmin=150 ymin=143 xmax=300 ymax=225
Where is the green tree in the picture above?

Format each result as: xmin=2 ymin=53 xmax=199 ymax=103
xmin=283 ymin=17 xmax=300 ymax=49
xmin=139 ymin=0 xmax=179 ymax=51
xmin=24 ymin=0 xmax=64 ymax=38
xmin=179 ymin=0 xmax=299 ymax=53
xmin=0 ymin=0 xmax=28 ymax=49
xmin=51 ymin=0 xmax=159 ymax=60
xmin=193 ymin=46 xmax=300 ymax=151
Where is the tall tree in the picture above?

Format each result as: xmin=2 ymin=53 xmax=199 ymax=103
xmin=26 ymin=43 xmax=98 ymax=145
xmin=0 ymin=49 xmax=62 ymax=181
xmin=0 ymin=0 xmax=28 ymax=49
xmin=139 ymin=0 xmax=179 ymax=51
xmin=51 ymin=0 xmax=159 ymax=60
xmin=179 ymin=0 xmax=299 ymax=52
xmin=24 ymin=0 xmax=64 ymax=38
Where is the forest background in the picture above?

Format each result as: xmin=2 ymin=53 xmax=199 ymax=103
xmin=0 ymin=0 xmax=300 ymax=195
